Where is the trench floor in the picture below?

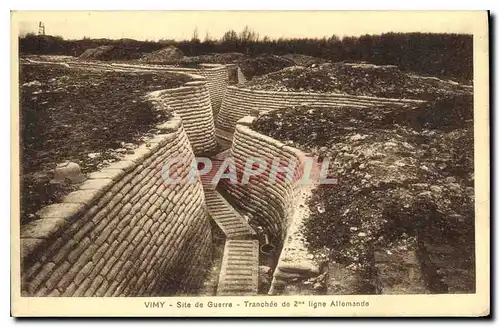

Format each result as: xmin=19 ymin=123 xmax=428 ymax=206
xmin=205 ymin=189 xmax=256 ymax=239
xmin=217 ymin=240 xmax=259 ymax=296
xmin=204 ymin=187 xmax=259 ymax=296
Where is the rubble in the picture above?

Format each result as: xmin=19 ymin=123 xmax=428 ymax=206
xmin=244 ymin=63 xmax=472 ymax=100
xmin=236 ymin=55 xmax=295 ymax=80
xmin=78 ymin=45 xmax=115 ymax=60
xmin=139 ymin=46 xmax=184 ymax=62
xmin=136 ymin=52 xmax=248 ymax=66
xmin=186 ymin=52 xmax=247 ymax=64
xmin=281 ymin=53 xmax=328 ymax=66
xmin=252 ymin=100 xmax=474 ymax=293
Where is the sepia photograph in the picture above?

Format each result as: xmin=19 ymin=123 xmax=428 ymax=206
xmin=10 ymin=10 xmax=489 ymax=317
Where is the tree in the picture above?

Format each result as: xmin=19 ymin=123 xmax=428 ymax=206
xmin=191 ymin=27 xmax=200 ymax=42
xmin=204 ymin=31 xmax=211 ymax=42
xmin=328 ymin=35 xmax=340 ymax=43
xmin=158 ymin=38 xmax=175 ymax=45
xmin=239 ymin=26 xmax=258 ymax=42
xmin=221 ymin=29 xmax=238 ymax=42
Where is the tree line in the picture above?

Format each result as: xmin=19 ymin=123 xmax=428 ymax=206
xmin=19 ymin=28 xmax=473 ymax=81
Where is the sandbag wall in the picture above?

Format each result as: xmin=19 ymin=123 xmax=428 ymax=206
xmin=20 ymin=114 xmax=212 ymax=297
xmin=111 ymin=63 xmax=230 ymax=115
xmin=155 ymin=80 xmax=218 ymax=155
xmin=69 ymin=62 xmax=219 ymax=154
xmin=188 ymin=64 xmax=229 ymax=114
xmin=216 ymin=86 xmax=424 ymax=132
xmin=222 ymin=117 xmax=324 ymax=296
xmin=221 ymin=116 xmax=304 ymax=249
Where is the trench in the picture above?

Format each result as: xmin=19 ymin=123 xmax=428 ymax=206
xmin=19 ymin=59 xmax=240 ymax=297
xmin=189 ymin=69 xmax=474 ymax=297
xmin=195 ymin=132 xmax=318 ymax=296
xmin=23 ymin=58 xmax=465 ymax=297
xmin=197 ymin=165 xmax=285 ymax=296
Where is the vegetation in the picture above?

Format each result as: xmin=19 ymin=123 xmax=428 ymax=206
xmin=19 ymin=28 xmax=473 ymax=81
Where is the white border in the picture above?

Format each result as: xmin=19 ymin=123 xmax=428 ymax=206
xmin=4 ymin=1 xmax=496 ymax=325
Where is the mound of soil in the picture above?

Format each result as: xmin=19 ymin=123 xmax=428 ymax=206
xmin=187 ymin=52 xmax=247 ymax=64
xmin=19 ymin=63 xmax=191 ymax=224
xmin=78 ymin=45 xmax=115 ymax=60
xmin=139 ymin=46 xmax=184 ymax=63
xmin=131 ymin=52 xmax=293 ymax=80
xmin=237 ymin=55 xmax=295 ymax=80
xmin=135 ymin=52 xmax=248 ymax=66
xmin=252 ymin=100 xmax=474 ymax=293
xmin=78 ymin=44 xmax=147 ymax=61
xmin=244 ymin=63 xmax=472 ymax=100
xmin=281 ymin=53 xmax=327 ymax=67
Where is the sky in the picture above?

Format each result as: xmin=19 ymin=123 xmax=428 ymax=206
xmin=14 ymin=11 xmax=478 ymax=41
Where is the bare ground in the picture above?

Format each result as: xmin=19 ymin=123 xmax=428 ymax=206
xmin=19 ymin=62 xmax=191 ymax=224
xmin=252 ymin=98 xmax=474 ymax=294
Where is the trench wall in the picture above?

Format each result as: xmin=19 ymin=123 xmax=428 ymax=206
xmin=222 ymin=116 xmax=323 ymax=295
xmin=20 ymin=114 xmax=212 ymax=297
xmin=225 ymin=64 xmax=238 ymax=85
xmin=153 ymin=80 xmax=218 ymax=154
xmin=237 ymin=67 xmax=248 ymax=84
xmin=216 ymin=86 xmax=425 ymax=132
xmin=226 ymin=64 xmax=247 ymax=85
xmin=221 ymin=116 xmax=304 ymax=246
xmin=66 ymin=62 xmax=218 ymax=154
xmin=111 ymin=63 xmax=229 ymax=114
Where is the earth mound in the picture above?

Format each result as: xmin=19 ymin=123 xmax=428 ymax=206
xmin=139 ymin=46 xmax=184 ymax=62
xmin=252 ymin=99 xmax=474 ymax=293
xmin=186 ymin=52 xmax=247 ymax=64
xmin=244 ymin=63 xmax=472 ymax=100
xmin=237 ymin=54 xmax=295 ymax=80
xmin=78 ymin=44 xmax=147 ymax=61
xmin=78 ymin=45 xmax=115 ymax=60
xmin=281 ymin=53 xmax=327 ymax=66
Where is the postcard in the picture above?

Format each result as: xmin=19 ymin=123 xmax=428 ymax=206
xmin=11 ymin=10 xmax=489 ymax=317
